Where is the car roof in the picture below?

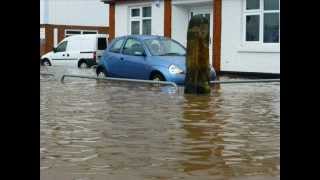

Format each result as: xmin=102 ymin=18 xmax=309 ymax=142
xmin=116 ymin=35 xmax=165 ymax=41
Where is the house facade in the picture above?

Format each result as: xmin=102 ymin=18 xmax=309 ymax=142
xmin=102 ymin=0 xmax=280 ymax=74
xmin=40 ymin=0 xmax=110 ymax=55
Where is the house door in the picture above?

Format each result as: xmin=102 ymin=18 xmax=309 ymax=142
xmin=189 ymin=7 xmax=213 ymax=66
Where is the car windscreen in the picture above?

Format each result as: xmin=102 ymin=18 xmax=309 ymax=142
xmin=98 ymin=38 xmax=107 ymax=50
xmin=144 ymin=38 xmax=186 ymax=56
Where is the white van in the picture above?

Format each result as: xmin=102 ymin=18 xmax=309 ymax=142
xmin=40 ymin=34 xmax=108 ymax=68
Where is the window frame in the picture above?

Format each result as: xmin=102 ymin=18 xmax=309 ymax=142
xmin=65 ymin=29 xmax=82 ymax=37
xmin=242 ymin=0 xmax=280 ymax=47
xmin=129 ymin=5 xmax=152 ymax=35
xmin=65 ymin=29 xmax=99 ymax=37
xmin=82 ymin=30 xmax=98 ymax=34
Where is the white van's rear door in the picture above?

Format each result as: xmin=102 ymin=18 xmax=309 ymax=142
xmin=96 ymin=37 xmax=108 ymax=63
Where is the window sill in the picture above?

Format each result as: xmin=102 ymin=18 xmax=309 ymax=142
xmin=238 ymin=44 xmax=280 ymax=53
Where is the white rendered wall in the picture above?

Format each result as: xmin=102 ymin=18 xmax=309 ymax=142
xmin=115 ymin=2 xmax=128 ymax=37
xmin=40 ymin=0 xmax=49 ymax=24
xmin=172 ymin=0 xmax=212 ymax=5
xmin=171 ymin=5 xmax=189 ymax=47
xmin=43 ymin=0 xmax=108 ymax=26
xmin=221 ymin=0 xmax=280 ymax=73
xmin=115 ymin=0 xmax=164 ymax=37
xmin=40 ymin=0 xmax=45 ymax=24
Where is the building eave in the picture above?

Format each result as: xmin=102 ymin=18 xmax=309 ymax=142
xmin=101 ymin=0 xmax=116 ymax=4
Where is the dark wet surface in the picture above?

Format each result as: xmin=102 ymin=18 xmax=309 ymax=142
xmin=40 ymin=66 xmax=280 ymax=180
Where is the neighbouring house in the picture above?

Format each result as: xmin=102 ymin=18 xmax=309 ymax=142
xmin=101 ymin=0 xmax=280 ymax=75
xmin=40 ymin=0 xmax=110 ymax=56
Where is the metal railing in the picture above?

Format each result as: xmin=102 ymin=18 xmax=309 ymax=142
xmin=60 ymin=74 xmax=178 ymax=90
xmin=210 ymin=79 xmax=280 ymax=84
xmin=40 ymin=73 xmax=56 ymax=81
xmin=40 ymin=73 xmax=55 ymax=77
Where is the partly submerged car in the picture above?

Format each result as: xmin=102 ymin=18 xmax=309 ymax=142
xmin=96 ymin=35 xmax=216 ymax=85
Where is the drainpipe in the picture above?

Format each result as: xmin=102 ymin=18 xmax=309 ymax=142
xmin=213 ymin=0 xmax=222 ymax=73
xmin=164 ymin=0 xmax=172 ymax=38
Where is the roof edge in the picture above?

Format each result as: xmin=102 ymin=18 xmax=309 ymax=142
xmin=101 ymin=0 xmax=115 ymax=4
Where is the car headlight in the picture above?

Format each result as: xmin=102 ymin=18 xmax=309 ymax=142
xmin=169 ymin=64 xmax=184 ymax=74
xmin=209 ymin=65 xmax=214 ymax=71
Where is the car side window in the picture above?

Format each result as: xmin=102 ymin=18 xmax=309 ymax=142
xmin=56 ymin=41 xmax=67 ymax=52
xmin=122 ymin=38 xmax=145 ymax=56
xmin=98 ymin=38 xmax=107 ymax=50
xmin=110 ymin=38 xmax=125 ymax=53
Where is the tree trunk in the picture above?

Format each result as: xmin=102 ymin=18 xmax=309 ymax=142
xmin=184 ymin=14 xmax=211 ymax=94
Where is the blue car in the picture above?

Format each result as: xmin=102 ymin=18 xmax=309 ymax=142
xmin=96 ymin=35 xmax=216 ymax=85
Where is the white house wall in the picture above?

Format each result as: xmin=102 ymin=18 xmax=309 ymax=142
xmin=152 ymin=1 xmax=164 ymax=36
xmin=115 ymin=3 xmax=127 ymax=37
xmin=172 ymin=0 xmax=212 ymax=6
xmin=40 ymin=0 xmax=45 ymax=24
xmin=44 ymin=0 xmax=108 ymax=26
xmin=115 ymin=0 xmax=164 ymax=37
xmin=40 ymin=0 xmax=49 ymax=24
xmin=171 ymin=5 xmax=189 ymax=47
xmin=221 ymin=0 xmax=280 ymax=73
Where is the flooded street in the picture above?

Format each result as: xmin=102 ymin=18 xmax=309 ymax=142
xmin=40 ymin=66 xmax=280 ymax=180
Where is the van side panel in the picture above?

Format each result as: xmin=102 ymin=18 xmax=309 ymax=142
xmin=43 ymin=34 xmax=108 ymax=67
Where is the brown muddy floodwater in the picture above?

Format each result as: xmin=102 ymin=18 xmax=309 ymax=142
xmin=40 ymin=66 xmax=280 ymax=180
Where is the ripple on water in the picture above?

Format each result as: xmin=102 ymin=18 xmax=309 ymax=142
xmin=41 ymin=67 xmax=280 ymax=179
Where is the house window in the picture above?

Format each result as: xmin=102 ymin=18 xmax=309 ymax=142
xmin=83 ymin=30 xmax=98 ymax=34
xmin=244 ymin=0 xmax=279 ymax=44
xmin=40 ymin=28 xmax=45 ymax=40
xmin=65 ymin=30 xmax=81 ymax=37
xmin=65 ymin=29 xmax=98 ymax=37
xmin=129 ymin=6 xmax=152 ymax=35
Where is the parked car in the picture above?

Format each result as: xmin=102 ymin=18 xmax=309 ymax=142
xmin=40 ymin=34 xmax=108 ymax=68
xmin=96 ymin=35 xmax=216 ymax=85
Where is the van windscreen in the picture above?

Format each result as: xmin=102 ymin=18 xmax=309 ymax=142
xmin=98 ymin=38 xmax=107 ymax=50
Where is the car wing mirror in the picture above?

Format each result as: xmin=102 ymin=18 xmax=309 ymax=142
xmin=53 ymin=47 xmax=57 ymax=53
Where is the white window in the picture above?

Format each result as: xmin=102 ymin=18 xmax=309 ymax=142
xmin=243 ymin=0 xmax=279 ymax=44
xmin=82 ymin=30 xmax=98 ymax=34
xmin=129 ymin=6 xmax=152 ymax=35
xmin=65 ymin=30 xmax=81 ymax=37
xmin=65 ymin=29 xmax=98 ymax=37
xmin=40 ymin=28 xmax=45 ymax=40
xmin=54 ymin=28 xmax=58 ymax=47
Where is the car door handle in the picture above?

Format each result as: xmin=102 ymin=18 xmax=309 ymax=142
xmin=62 ymin=54 xmax=65 ymax=56
xmin=66 ymin=54 xmax=69 ymax=57
xmin=120 ymin=57 xmax=124 ymax=61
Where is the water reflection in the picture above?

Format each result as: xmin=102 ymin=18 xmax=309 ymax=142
xmin=181 ymin=93 xmax=232 ymax=176
xmin=41 ymin=66 xmax=279 ymax=180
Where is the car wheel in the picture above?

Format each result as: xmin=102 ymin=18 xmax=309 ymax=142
xmin=41 ymin=59 xmax=51 ymax=66
xmin=151 ymin=73 xmax=165 ymax=81
xmin=79 ymin=62 xmax=88 ymax=69
xmin=97 ymin=68 xmax=107 ymax=78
